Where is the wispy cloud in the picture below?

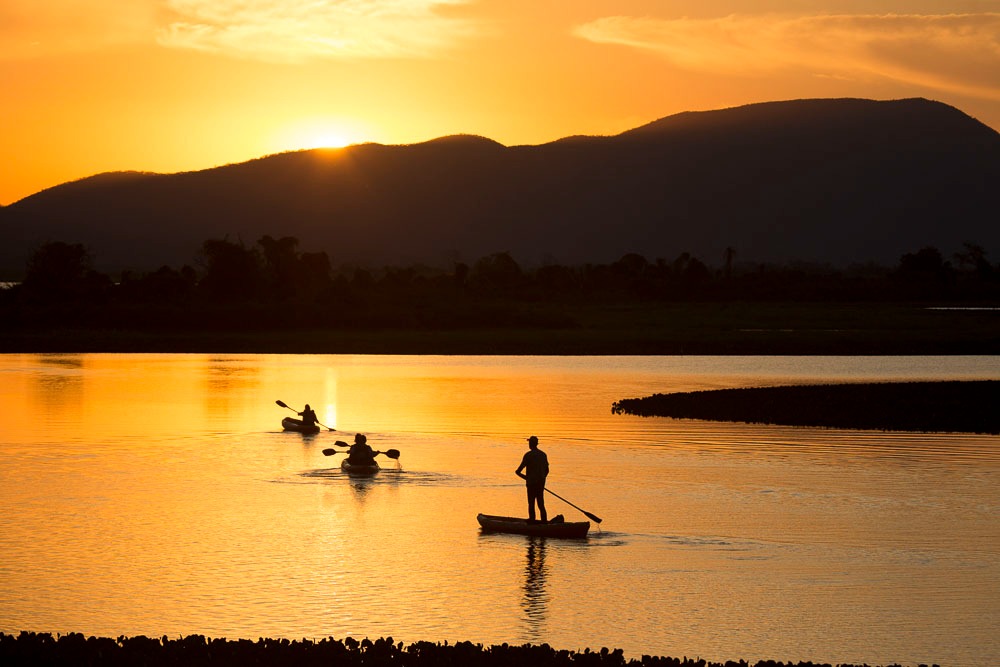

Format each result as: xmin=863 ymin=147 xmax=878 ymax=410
xmin=157 ymin=0 xmax=479 ymax=63
xmin=575 ymin=13 xmax=1000 ymax=101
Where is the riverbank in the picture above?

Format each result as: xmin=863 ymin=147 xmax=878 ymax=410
xmin=612 ymin=380 xmax=1000 ymax=434
xmin=1 ymin=301 xmax=998 ymax=354
xmin=0 ymin=632 xmax=930 ymax=667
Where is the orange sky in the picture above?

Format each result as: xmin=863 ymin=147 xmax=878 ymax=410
xmin=2 ymin=0 xmax=999 ymax=205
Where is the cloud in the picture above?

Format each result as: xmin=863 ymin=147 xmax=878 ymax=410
xmin=574 ymin=13 xmax=1000 ymax=101
xmin=157 ymin=0 xmax=479 ymax=63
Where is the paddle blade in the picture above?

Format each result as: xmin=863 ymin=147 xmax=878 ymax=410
xmin=584 ymin=511 xmax=603 ymax=524
xmin=322 ymin=448 xmax=337 ymax=456
xmin=335 ymin=440 xmax=349 ymax=448
xmin=383 ymin=449 xmax=401 ymax=459
xmin=276 ymin=400 xmax=289 ymax=409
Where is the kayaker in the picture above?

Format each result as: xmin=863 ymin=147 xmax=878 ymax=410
xmin=515 ymin=435 xmax=549 ymax=523
xmin=347 ymin=433 xmax=377 ymax=465
xmin=298 ymin=404 xmax=319 ymax=427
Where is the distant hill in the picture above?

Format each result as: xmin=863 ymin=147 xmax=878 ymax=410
xmin=2 ymin=98 xmax=998 ymax=277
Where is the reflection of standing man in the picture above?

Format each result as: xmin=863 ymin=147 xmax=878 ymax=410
xmin=516 ymin=436 xmax=549 ymax=523
xmin=521 ymin=538 xmax=548 ymax=641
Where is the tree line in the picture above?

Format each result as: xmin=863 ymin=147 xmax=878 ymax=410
xmin=1 ymin=236 xmax=997 ymax=331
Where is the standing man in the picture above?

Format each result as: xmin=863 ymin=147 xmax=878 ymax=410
xmin=516 ymin=435 xmax=549 ymax=523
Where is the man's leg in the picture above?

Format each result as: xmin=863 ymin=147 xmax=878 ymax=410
xmin=528 ymin=483 xmax=546 ymax=523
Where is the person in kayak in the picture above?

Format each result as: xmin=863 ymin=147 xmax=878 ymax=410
xmin=298 ymin=404 xmax=319 ymax=427
xmin=516 ymin=435 xmax=549 ymax=523
xmin=347 ymin=433 xmax=377 ymax=465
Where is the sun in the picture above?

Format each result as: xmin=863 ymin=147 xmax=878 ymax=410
xmin=274 ymin=119 xmax=368 ymax=152
xmin=301 ymin=129 xmax=353 ymax=149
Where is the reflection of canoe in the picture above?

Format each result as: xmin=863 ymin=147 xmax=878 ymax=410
xmin=477 ymin=513 xmax=590 ymax=539
xmin=341 ymin=459 xmax=380 ymax=475
xmin=282 ymin=417 xmax=320 ymax=434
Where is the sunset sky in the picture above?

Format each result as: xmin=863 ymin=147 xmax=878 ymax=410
xmin=3 ymin=0 xmax=999 ymax=205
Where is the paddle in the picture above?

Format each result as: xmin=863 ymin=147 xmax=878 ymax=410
xmin=543 ymin=486 xmax=602 ymax=524
xmin=275 ymin=400 xmax=335 ymax=431
xmin=323 ymin=446 xmax=401 ymax=459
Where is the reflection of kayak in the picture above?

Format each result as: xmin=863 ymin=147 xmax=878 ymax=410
xmin=341 ymin=459 xmax=380 ymax=475
xmin=282 ymin=417 xmax=320 ymax=434
xmin=477 ymin=513 xmax=590 ymax=539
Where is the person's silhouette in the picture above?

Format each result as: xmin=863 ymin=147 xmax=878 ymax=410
xmin=347 ymin=433 xmax=376 ymax=465
xmin=515 ymin=436 xmax=549 ymax=523
xmin=298 ymin=404 xmax=318 ymax=427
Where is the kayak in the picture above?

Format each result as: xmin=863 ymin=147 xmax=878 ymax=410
xmin=341 ymin=459 xmax=380 ymax=475
xmin=282 ymin=417 xmax=320 ymax=434
xmin=476 ymin=513 xmax=590 ymax=539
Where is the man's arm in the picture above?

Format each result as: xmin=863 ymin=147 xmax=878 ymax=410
xmin=515 ymin=453 xmax=527 ymax=479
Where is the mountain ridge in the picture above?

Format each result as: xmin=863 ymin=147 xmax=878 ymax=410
xmin=2 ymin=97 xmax=997 ymax=276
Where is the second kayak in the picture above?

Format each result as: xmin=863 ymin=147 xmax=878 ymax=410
xmin=282 ymin=417 xmax=320 ymax=434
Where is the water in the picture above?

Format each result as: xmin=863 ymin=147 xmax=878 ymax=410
xmin=1 ymin=353 xmax=998 ymax=666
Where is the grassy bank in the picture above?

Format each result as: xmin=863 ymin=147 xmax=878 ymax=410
xmin=1 ymin=302 xmax=998 ymax=354
xmin=612 ymin=381 xmax=1000 ymax=434
xmin=0 ymin=632 xmax=928 ymax=667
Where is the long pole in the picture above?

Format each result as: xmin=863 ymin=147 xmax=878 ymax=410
xmin=544 ymin=487 xmax=602 ymax=524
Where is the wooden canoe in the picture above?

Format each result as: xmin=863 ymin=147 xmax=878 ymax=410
xmin=477 ymin=513 xmax=590 ymax=539
xmin=282 ymin=417 xmax=320 ymax=434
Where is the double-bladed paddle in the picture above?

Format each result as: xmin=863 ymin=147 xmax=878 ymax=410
xmin=275 ymin=400 xmax=335 ymax=431
xmin=322 ymin=446 xmax=401 ymax=459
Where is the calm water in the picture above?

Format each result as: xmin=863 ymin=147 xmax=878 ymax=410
xmin=1 ymin=354 xmax=998 ymax=666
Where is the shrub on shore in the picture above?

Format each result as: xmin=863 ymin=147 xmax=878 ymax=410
xmin=0 ymin=632 xmax=927 ymax=667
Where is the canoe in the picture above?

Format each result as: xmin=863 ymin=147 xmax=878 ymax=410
xmin=477 ymin=513 xmax=590 ymax=539
xmin=282 ymin=417 xmax=320 ymax=434
xmin=341 ymin=459 xmax=380 ymax=475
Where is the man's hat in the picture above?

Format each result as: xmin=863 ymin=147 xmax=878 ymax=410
xmin=527 ymin=435 xmax=538 ymax=445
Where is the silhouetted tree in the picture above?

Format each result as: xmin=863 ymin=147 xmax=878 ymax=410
xmin=297 ymin=251 xmax=332 ymax=301
xmin=199 ymin=238 xmax=263 ymax=301
xmin=535 ymin=263 xmax=578 ymax=294
xmin=22 ymin=241 xmax=110 ymax=301
xmin=899 ymin=246 xmax=947 ymax=275
xmin=119 ymin=265 xmax=195 ymax=303
xmin=352 ymin=268 xmax=375 ymax=289
xmin=471 ymin=252 xmax=523 ymax=292
xmin=680 ymin=256 xmax=711 ymax=286
xmin=257 ymin=235 xmax=300 ymax=298
xmin=896 ymin=245 xmax=955 ymax=297
xmin=382 ymin=266 xmax=416 ymax=288
xmin=954 ymin=242 xmax=993 ymax=280
xmin=612 ymin=253 xmax=649 ymax=277
xmin=723 ymin=246 xmax=736 ymax=280
xmin=453 ymin=262 xmax=469 ymax=288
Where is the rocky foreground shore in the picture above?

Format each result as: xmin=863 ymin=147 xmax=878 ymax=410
xmin=0 ymin=632 xmax=933 ymax=667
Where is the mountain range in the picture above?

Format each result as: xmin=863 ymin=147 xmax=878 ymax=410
xmin=2 ymin=97 xmax=998 ymax=277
